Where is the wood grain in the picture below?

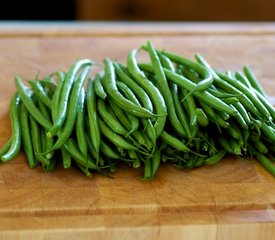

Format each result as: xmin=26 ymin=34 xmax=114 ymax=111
xmin=0 ymin=23 xmax=275 ymax=239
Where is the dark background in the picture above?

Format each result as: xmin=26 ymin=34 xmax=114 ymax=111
xmin=1 ymin=0 xmax=275 ymax=21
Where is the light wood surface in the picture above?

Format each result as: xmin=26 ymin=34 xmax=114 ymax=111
xmin=0 ymin=23 xmax=275 ymax=239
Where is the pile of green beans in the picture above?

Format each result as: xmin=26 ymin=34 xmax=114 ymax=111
xmin=1 ymin=41 xmax=275 ymax=179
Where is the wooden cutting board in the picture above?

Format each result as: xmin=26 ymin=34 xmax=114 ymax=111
xmin=0 ymin=23 xmax=275 ymax=240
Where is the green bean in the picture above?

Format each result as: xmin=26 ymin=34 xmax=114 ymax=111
xmin=194 ymin=53 xmax=220 ymax=79
xmin=151 ymin=147 xmax=161 ymax=179
xmin=255 ymin=152 xmax=275 ymax=177
xmin=0 ymin=139 xmax=12 ymax=158
xmin=157 ymin=51 xmax=212 ymax=84
xmin=196 ymin=108 xmax=209 ymax=127
xmin=64 ymin=138 xmax=98 ymax=169
xmin=1 ymin=94 xmax=21 ymax=162
xmin=205 ymin=150 xmax=226 ymax=165
xmin=218 ymin=136 xmax=234 ymax=154
xmin=254 ymin=89 xmax=275 ymax=121
xmin=97 ymin=98 xmax=129 ymax=136
xmin=182 ymin=67 xmax=201 ymax=84
xmin=234 ymin=102 xmax=251 ymax=126
xmin=29 ymin=116 xmax=49 ymax=165
xmin=29 ymin=80 xmax=52 ymax=108
xmin=243 ymin=66 xmax=268 ymax=99
xmin=98 ymin=117 xmax=138 ymax=151
xmin=160 ymin=131 xmax=189 ymax=152
xmin=229 ymin=138 xmax=242 ymax=155
xmin=114 ymin=62 xmax=153 ymax=112
xmin=127 ymin=50 xmax=167 ymax=138
xmin=170 ymin=83 xmax=191 ymax=138
xmin=217 ymin=72 xmax=270 ymax=119
xmin=116 ymin=81 xmax=140 ymax=132
xmin=116 ymin=82 xmax=154 ymax=145
xmin=109 ymin=83 xmax=155 ymax=147
xmin=251 ymin=139 xmax=268 ymax=154
xmin=218 ymin=112 xmax=230 ymax=121
xmin=37 ymin=100 xmax=52 ymax=122
xmin=202 ymin=141 xmax=209 ymax=152
xmin=94 ymin=73 xmax=107 ymax=100
xmin=103 ymin=58 xmax=155 ymax=118
xmin=76 ymin=163 xmax=92 ymax=177
xmin=15 ymin=77 xmax=52 ymax=130
xmin=42 ymin=158 xmax=57 ymax=172
xmin=48 ymin=59 xmax=92 ymax=137
xmin=226 ymin=121 xmax=241 ymax=139
xmin=209 ymin=138 xmax=218 ymax=156
xmin=222 ymin=97 xmax=240 ymax=105
xmin=86 ymin=77 xmax=101 ymax=162
xmin=226 ymin=71 xmax=236 ymax=80
xmin=193 ymin=156 xmax=205 ymax=168
xmin=36 ymin=100 xmax=55 ymax=159
xmin=76 ymin=88 xmax=88 ymax=158
xmin=61 ymin=146 xmax=71 ymax=169
xmin=144 ymin=158 xmax=152 ymax=180
xmin=182 ymin=89 xmax=197 ymax=127
xmin=128 ymin=150 xmax=141 ymax=168
xmin=100 ymin=139 xmax=120 ymax=159
xmin=20 ymin=104 xmax=37 ymax=168
xmin=139 ymin=63 xmax=236 ymax=116
xmin=159 ymin=51 xmax=214 ymax=96
xmin=51 ymin=71 xmax=65 ymax=122
xmin=49 ymin=66 xmax=90 ymax=151
xmin=261 ymin=122 xmax=275 ymax=141
xmin=198 ymin=99 xmax=229 ymax=129
xmin=230 ymin=104 xmax=248 ymax=129
xmin=235 ymin=71 xmax=257 ymax=98
xmin=108 ymin=99 xmax=151 ymax=147
xmin=145 ymin=41 xmax=185 ymax=137
xmin=195 ymin=56 xmax=260 ymax=116
xmin=208 ymin=88 xmax=238 ymax=99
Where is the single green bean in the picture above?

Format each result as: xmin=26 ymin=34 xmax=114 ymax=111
xmin=61 ymin=146 xmax=71 ymax=169
xmin=0 ymin=139 xmax=12 ymax=158
xmin=20 ymin=104 xmax=37 ymax=168
xmin=205 ymin=150 xmax=226 ymax=165
xmin=196 ymin=108 xmax=209 ymax=127
xmin=100 ymin=139 xmax=120 ymax=159
xmin=94 ymin=73 xmax=107 ymax=100
xmin=151 ymin=147 xmax=161 ymax=179
xmin=29 ymin=116 xmax=49 ymax=165
xmin=86 ymin=77 xmax=101 ymax=162
xmin=255 ymin=152 xmax=275 ymax=177
xmin=1 ymin=94 xmax=22 ymax=162
xmin=243 ymin=66 xmax=268 ymax=99
xmin=170 ymin=82 xmax=191 ymax=138
xmin=51 ymin=71 xmax=65 ymax=122
xmin=160 ymin=131 xmax=189 ymax=152
xmin=76 ymin=88 xmax=88 ymax=158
